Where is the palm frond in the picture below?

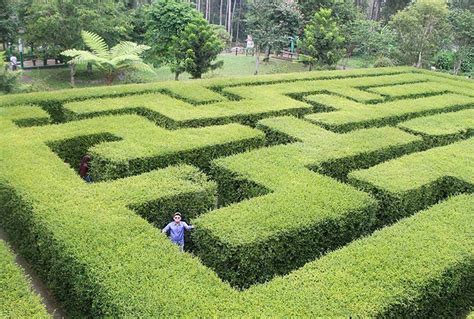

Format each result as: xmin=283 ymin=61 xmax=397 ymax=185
xmin=110 ymin=41 xmax=150 ymax=59
xmin=61 ymin=49 xmax=109 ymax=67
xmin=112 ymin=55 xmax=155 ymax=73
xmin=111 ymin=54 xmax=144 ymax=66
xmin=81 ymin=31 xmax=110 ymax=59
xmin=128 ymin=61 xmax=156 ymax=73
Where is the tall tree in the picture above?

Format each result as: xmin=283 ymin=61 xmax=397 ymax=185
xmin=389 ymin=0 xmax=450 ymax=67
xmin=0 ymin=0 xmax=19 ymax=48
xmin=246 ymin=0 xmax=302 ymax=73
xmin=381 ymin=0 xmax=411 ymax=21
xmin=145 ymin=0 xmax=201 ymax=66
xmin=344 ymin=18 xmax=397 ymax=60
xmin=298 ymin=8 xmax=345 ymax=70
xmin=298 ymin=0 xmax=359 ymax=23
xmin=170 ymin=17 xmax=224 ymax=79
xmin=22 ymin=0 xmax=131 ymax=59
xmin=449 ymin=8 xmax=473 ymax=74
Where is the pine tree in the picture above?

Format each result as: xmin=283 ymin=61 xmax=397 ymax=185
xmin=170 ymin=17 xmax=224 ymax=79
xmin=299 ymin=8 xmax=345 ymax=70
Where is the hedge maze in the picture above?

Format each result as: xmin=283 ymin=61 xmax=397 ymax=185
xmin=0 ymin=67 xmax=473 ymax=317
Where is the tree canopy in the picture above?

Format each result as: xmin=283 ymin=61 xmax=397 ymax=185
xmin=299 ymin=8 xmax=345 ymax=70
xmin=170 ymin=18 xmax=224 ymax=79
xmin=389 ymin=0 xmax=450 ymax=67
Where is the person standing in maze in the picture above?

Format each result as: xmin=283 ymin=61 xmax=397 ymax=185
xmin=162 ymin=212 xmax=195 ymax=252
xmin=79 ymin=155 xmax=93 ymax=183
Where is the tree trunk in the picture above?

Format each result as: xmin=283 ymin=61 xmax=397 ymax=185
xmin=230 ymin=0 xmax=237 ymax=41
xmin=264 ymin=47 xmax=270 ymax=62
xmin=219 ymin=0 xmax=223 ymax=25
xmin=106 ymin=72 xmax=115 ymax=85
xmin=416 ymin=51 xmax=422 ymax=68
xmin=453 ymin=60 xmax=462 ymax=75
xmin=226 ymin=0 xmax=232 ymax=34
xmin=87 ymin=62 xmax=92 ymax=74
xmin=369 ymin=0 xmax=382 ymax=20
xmin=175 ymin=72 xmax=180 ymax=80
xmin=235 ymin=0 xmax=242 ymax=41
xmin=205 ymin=0 xmax=210 ymax=21
xmin=309 ymin=63 xmax=313 ymax=71
xmin=69 ymin=63 xmax=76 ymax=87
xmin=254 ymin=48 xmax=260 ymax=75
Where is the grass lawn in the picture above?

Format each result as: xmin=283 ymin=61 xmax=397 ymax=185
xmin=20 ymin=53 xmax=366 ymax=91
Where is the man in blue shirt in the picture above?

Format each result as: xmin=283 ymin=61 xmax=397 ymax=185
xmin=162 ymin=212 xmax=195 ymax=252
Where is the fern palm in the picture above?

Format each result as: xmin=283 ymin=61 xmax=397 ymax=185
xmin=61 ymin=31 xmax=153 ymax=84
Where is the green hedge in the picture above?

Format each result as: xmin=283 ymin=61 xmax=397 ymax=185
xmin=257 ymin=116 xmax=424 ymax=180
xmin=349 ymin=139 xmax=474 ymax=224
xmin=398 ymin=108 xmax=474 ymax=145
xmin=1 ymin=68 xmax=473 ymax=317
xmin=243 ymin=194 xmax=474 ymax=317
xmin=88 ymin=121 xmax=265 ymax=180
xmin=91 ymin=165 xmax=217 ymax=227
xmin=0 ymin=142 xmax=231 ymax=316
xmin=0 ymin=66 xmax=415 ymax=108
xmin=18 ymin=114 xmax=264 ymax=181
xmin=47 ymin=133 xmax=122 ymax=171
xmin=0 ymin=105 xmax=50 ymax=129
xmin=192 ymin=117 xmax=422 ymax=288
xmin=64 ymin=90 xmax=313 ymax=129
xmin=0 ymin=240 xmax=49 ymax=318
xmin=305 ymin=93 xmax=473 ymax=132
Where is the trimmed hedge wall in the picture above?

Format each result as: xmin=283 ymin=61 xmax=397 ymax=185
xmin=305 ymin=93 xmax=474 ymax=132
xmin=0 ymin=240 xmax=49 ymax=318
xmin=192 ymin=117 xmax=422 ymax=288
xmin=90 ymin=165 xmax=217 ymax=227
xmin=243 ymin=194 xmax=474 ymax=317
xmin=0 ymin=66 xmax=415 ymax=108
xmin=367 ymin=74 xmax=474 ymax=98
xmin=1 ymin=68 xmax=473 ymax=317
xmin=349 ymin=138 xmax=474 ymax=224
xmin=18 ymin=114 xmax=264 ymax=181
xmin=0 ymin=145 xmax=231 ymax=317
xmin=398 ymin=108 xmax=474 ymax=142
xmin=88 ymin=121 xmax=265 ymax=180
xmin=258 ymin=116 xmax=426 ymax=181
xmin=0 ymin=105 xmax=50 ymax=129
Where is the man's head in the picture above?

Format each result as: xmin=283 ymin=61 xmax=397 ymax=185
xmin=173 ymin=212 xmax=181 ymax=222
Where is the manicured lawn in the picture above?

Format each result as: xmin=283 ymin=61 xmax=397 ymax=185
xmin=21 ymin=53 xmax=328 ymax=91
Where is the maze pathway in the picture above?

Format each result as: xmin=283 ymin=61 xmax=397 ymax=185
xmin=0 ymin=67 xmax=473 ymax=317
xmin=0 ymin=239 xmax=48 ymax=318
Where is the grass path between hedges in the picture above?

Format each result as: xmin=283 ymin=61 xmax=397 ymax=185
xmin=0 ymin=228 xmax=65 ymax=318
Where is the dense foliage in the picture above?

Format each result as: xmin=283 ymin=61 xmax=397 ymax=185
xmin=389 ymin=0 xmax=450 ymax=67
xmin=22 ymin=0 xmax=131 ymax=59
xmin=170 ymin=17 xmax=224 ymax=79
xmin=299 ymin=9 xmax=345 ymax=70
xmin=61 ymin=31 xmax=153 ymax=85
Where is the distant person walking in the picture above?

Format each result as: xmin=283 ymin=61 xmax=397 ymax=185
xmin=79 ymin=155 xmax=92 ymax=183
xmin=162 ymin=212 xmax=195 ymax=252
xmin=10 ymin=55 xmax=17 ymax=71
